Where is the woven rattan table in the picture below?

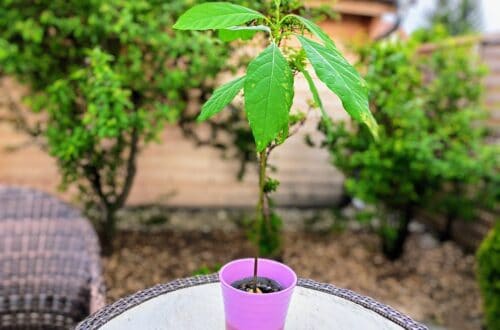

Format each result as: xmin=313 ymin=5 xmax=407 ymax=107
xmin=77 ymin=274 xmax=427 ymax=330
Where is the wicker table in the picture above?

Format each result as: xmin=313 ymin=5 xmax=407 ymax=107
xmin=77 ymin=274 xmax=427 ymax=330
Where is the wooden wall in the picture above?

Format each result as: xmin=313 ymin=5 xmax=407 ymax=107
xmin=483 ymin=34 xmax=500 ymax=132
xmin=417 ymin=34 xmax=500 ymax=249
xmin=0 ymin=5 xmax=386 ymax=208
xmin=0 ymin=28 xmax=498 ymax=214
xmin=455 ymin=35 xmax=499 ymax=248
xmin=0 ymin=74 xmax=347 ymax=208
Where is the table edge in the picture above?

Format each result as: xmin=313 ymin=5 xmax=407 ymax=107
xmin=76 ymin=274 xmax=428 ymax=330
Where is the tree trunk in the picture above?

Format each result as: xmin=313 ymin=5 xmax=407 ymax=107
xmin=382 ymin=205 xmax=413 ymax=260
xmin=99 ymin=208 xmax=117 ymax=256
xmin=90 ymin=127 xmax=139 ymax=256
xmin=335 ymin=185 xmax=352 ymax=209
xmin=439 ymin=212 xmax=455 ymax=242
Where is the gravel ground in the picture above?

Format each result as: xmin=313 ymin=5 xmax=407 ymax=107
xmin=103 ymin=216 xmax=483 ymax=330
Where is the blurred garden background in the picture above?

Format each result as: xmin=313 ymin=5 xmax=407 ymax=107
xmin=0 ymin=0 xmax=499 ymax=329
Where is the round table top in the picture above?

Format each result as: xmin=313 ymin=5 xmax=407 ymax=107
xmin=77 ymin=274 xmax=427 ymax=330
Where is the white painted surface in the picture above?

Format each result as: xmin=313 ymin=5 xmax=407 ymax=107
xmin=101 ymin=284 xmax=404 ymax=330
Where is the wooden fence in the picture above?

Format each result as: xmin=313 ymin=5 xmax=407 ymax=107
xmin=482 ymin=34 xmax=500 ymax=132
xmin=0 ymin=74 xmax=346 ymax=208
xmin=0 ymin=34 xmax=498 ymax=247
xmin=418 ymin=34 xmax=500 ymax=249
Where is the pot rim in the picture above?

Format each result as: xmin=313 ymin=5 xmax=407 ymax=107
xmin=219 ymin=258 xmax=297 ymax=297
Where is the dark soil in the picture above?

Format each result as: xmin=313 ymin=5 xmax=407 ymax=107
xmin=103 ymin=229 xmax=482 ymax=330
xmin=232 ymin=276 xmax=282 ymax=293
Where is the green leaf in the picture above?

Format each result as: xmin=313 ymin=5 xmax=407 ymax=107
xmin=197 ymin=76 xmax=245 ymax=122
xmin=302 ymin=68 xmax=335 ymax=143
xmin=244 ymin=43 xmax=294 ymax=151
xmin=290 ymin=15 xmax=335 ymax=48
xmin=173 ymin=3 xmax=265 ymax=30
xmin=219 ymin=29 xmax=256 ymax=42
xmin=218 ymin=25 xmax=270 ymax=42
xmin=302 ymin=69 xmax=327 ymax=119
xmin=298 ymin=36 xmax=378 ymax=139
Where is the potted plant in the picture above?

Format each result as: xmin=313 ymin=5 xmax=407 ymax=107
xmin=174 ymin=1 xmax=377 ymax=329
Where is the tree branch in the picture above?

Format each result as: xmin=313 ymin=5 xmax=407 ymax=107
xmin=84 ymin=163 xmax=111 ymax=210
xmin=115 ymin=125 xmax=139 ymax=208
xmin=1 ymin=89 xmax=47 ymax=150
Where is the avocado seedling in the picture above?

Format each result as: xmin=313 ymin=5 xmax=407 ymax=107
xmin=174 ymin=0 xmax=377 ymax=307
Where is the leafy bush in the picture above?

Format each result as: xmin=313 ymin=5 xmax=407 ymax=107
xmin=477 ymin=223 xmax=500 ymax=330
xmin=0 ymin=0 xmax=236 ymax=252
xmin=420 ymin=39 xmax=498 ymax=240
xmin=325 ymin=36 xmax=496 ymax=259
xmin=426 ymin=0 xmax=481 ymax=36
xmin=193 ymin=263 xmax=222 ymax=276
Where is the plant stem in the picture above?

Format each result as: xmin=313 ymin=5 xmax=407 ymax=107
xmin=252 ymin=256 xmax=258 ymax=293
xmin=257 ymin=149 xmax=268 ymax=221
xmin=253 ymin=149 xmax=268 ymax=292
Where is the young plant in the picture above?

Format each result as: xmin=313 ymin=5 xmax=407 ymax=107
xmin=174 ymin=0 xmax=377 ymax=287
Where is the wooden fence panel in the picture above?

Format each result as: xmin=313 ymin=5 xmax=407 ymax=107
xmin=0 ymin=75 xmax=345 ymax=207
xmin=0 ymin=34 xmax=498 ymax=223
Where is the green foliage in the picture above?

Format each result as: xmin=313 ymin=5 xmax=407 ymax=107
xmin=218 ymin=26 xmax=268 ymax=42
xmin=185 ymin=1 xmax=338 ymax=184
xmin=427 ymin=0 xmax=481 ymax=36
xmin=252 ymin=212 xmax=283 ymax=258
xmin=325 ymin=36 xmax=497 ymax=259
xmin=331 ymin=40 xmax=431 ymax=208
xmin=193 ymin=263 xmax=222 ymax=276
xmin=244 ymin=43 xmax=294 ymax=151
xmin=173 ymin=2 xmax=265 ymax=30
xmin=177 ymin=0 xmax=377 ymax=153
xmin=411 ymin=24 xmax=451 ymax=43
xmin=197 ymin=76 xmax=245 ymax=122
xmin=175 ymin=0 xmax=375 ymax=258
xmin=0 ymin=0 xmax=235 ymax=251
xmin=264 ymin=178 xmax=280 ymax=193
xmin=298 ymin=36 xmax=378 ymax=139
xmin=288 ymin=15 xmax=334 ymax=48
xmin=302 ymin=69 xmax=333 ymax=140
xmin=421 ymin=40 xmax=498 ymax=236
xmin=477 ymin=223 xmax=500 ymax=330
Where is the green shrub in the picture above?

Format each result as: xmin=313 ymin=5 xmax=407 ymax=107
xmin=426 ymin=0 xmax=480 ymax=36
xmin=324 ymin=36 xmax=497 ymax=259
xmin=477 ymin=223 xmax=500 ymax=330
xmin=420 ymin=39 xmax=498 ymax=240
xmin=0 ymin=0 xmax=236 ymax=253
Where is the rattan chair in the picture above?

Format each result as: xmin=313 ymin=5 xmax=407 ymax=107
xmin=0 ymin=185 xmax=106 ymax=329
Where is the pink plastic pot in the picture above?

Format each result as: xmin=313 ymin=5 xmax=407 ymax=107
xmin=219 ymin=258 xmax=297 ymax=330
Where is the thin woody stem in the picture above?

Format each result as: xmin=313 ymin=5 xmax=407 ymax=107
xmin=252 ymin=256 xmax=258 ymax=292
xmin=253 ymin=149 xmax=269 ymax=292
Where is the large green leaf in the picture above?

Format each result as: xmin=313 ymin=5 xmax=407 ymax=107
xmin=298 ymin=36 xmax=378 ymax=139
xmin=197 ymin=76 xmax=245 ymax=122
xmin=219 ymin=29 xmax=257 ymax=42
xmin=173 ymin=3 xmax=265 ymax=30
xmin=289 ymin=15 xmax=335 ymax=48
xmin=218 ymin=25 xmax=270 ymax=42
xmin=244 ymin=43 xmax=294 ymax=151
